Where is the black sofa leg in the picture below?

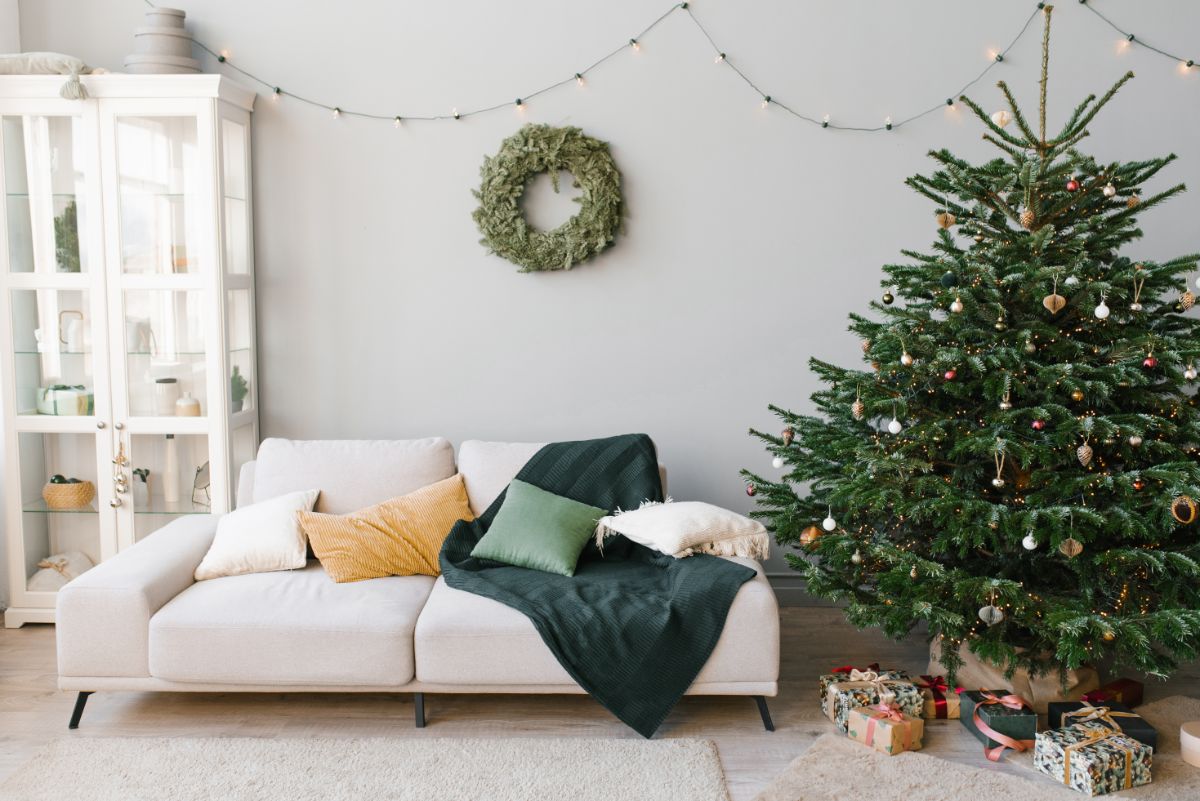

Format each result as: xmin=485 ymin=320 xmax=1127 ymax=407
xmin=753 ymin=695 xmax=775 ymax=732
xmin=414 ymin=692 xmax=425 ymax=728
xmin=68 ymin=692 xmax=92 ymax=730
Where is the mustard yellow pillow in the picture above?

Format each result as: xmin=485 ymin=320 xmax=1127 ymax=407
xmin=298 ymin=474 xmax=473 ymax=582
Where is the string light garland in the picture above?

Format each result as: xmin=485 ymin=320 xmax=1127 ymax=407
xmin=143 ymin=0 xmax=1195 ymax=131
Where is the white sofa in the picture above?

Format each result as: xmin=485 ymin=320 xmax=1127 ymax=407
xmin=56 ymin=438 xmax=781 ymax=731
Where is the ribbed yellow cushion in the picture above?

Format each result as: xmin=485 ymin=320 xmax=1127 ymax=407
xmin=298 ymin=474 xmax=474 ymax=582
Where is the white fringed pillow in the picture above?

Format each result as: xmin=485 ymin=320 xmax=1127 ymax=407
xmin=595 ymin=500 xmax=769 ymax=560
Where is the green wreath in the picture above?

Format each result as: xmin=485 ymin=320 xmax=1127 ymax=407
xmin=473 ymin=124 xmax=623 ymax=272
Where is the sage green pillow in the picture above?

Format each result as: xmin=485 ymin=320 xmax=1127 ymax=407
xmin=470 ymin=479 xmax=607 ymax=576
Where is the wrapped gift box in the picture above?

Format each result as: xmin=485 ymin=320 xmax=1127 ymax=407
xmin=959 ymin=689 xmax=1037 ymax=759
xmin=915 ymin=674 xmax=960 ymax=720
xmin=847 ymin=703 xmax=925 ymax=755
xmin=36 ymin=385 xmax=94 ymax=416
xmin=819 ymin=663 xmax=894 ymax=716
xmin=1082 ymin=678 xmax=1144 ymax=709
xmin=1034 ymin=721 xmax=1152 ymax=796
xmin=824 ymin=671 xmax=922 ymax=733
xmin=1046 ymin=701 xmax=1157 ymax=750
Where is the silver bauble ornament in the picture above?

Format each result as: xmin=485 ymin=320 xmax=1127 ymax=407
xmin=900 ymin=352 xmax=914 ymax=366
xmin=1186 ymin=365 xmax=1198 ymax=381
xmin=1128 ymin=435 xmax=1143 ymax=447
xmin=1094 ymin=300 xmax=1111 ymax=320
xmin=1103 ymin=183 xmax=1117 ymax=198
xmin=978 ymin=605 xmax=1005 ymax=626
xmin=1130 ymin=302 xmax=1143 ymax=312
xmin=949 ymin=297 xmax=964 ymax=314
xmin=992 ymin=477 xmax=1006 ymax=488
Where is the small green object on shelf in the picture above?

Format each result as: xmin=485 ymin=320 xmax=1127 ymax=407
xmin=49 ymin=474 xmax=67 ymax=484
xmin=54 ymin=199 xmax=80 ymax=273
xmin=230 ymin=365 xmax=249 ymax=409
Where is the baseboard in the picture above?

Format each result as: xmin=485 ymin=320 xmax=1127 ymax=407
xmin=765 ymin=573 xmax=839 ymax=607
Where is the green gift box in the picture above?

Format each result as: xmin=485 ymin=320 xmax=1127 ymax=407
xmin=958 ymin=689 xmax=1037 ymax=760
xmin=1034 ymin=721 xmax=1153 ymax=796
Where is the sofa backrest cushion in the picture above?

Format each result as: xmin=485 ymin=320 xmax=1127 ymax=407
xmin=252 ymin=438 xmax=456 ymax=514
xmin=457 ymin=440 xmax=668 ymax=517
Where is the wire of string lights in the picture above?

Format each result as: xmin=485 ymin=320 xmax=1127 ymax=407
xmin=143 ymin=0 xmax=1196 ymax=132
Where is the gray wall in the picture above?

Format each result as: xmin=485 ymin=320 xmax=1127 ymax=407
xmin=15 ymin=0 xmax=1200 ymax=603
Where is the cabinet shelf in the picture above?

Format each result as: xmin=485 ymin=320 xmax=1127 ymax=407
xmin=135 ymin=498 xmax=212 ymax=516
xmin=22 ymin=498 xmax=98 ymax=515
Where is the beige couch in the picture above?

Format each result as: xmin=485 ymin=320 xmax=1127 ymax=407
xmin=56 ymin=438 xmax=781 ymax=730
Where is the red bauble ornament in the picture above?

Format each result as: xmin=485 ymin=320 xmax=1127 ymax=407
xmin=944 ymin=369 xmax=957 ymax=380
xmin=1066 ymin=178 xmax=1081 ymax=192
xmin=745 ymin=483 xmax=757 ymax=497
xmin=1132 ymin=477 xmax=1147 ymax=491
xmin=1143 ymin=356 xmax=1158 ymax=369
xmin=1031 ymin=419 xmax=1047 ymax=431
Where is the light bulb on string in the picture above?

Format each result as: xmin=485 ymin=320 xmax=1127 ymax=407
xmin=629 ymin=38 xmax=640 ymax=51
xmin=714 ymin=52 xmax=726 ymax=64
xmin=575 ymin=72 xmax=585 ymax=86
xmin=822 ymin=114 xmax=830 ymax=128
xmin=271 ymin=87 xmax=281 ymax=100
xmin=331 ymin=107 xmax=341 ymax=119
xmin=761 ymin=95 xmax=771 ymax=109
xmin=393 ymin=116 xmax=402 ymax=128
xmin=452 ymin=108 xmax=460 ymax=120
xmin=515 ymin=98 xmax=524 ymax=113
xmin=218 ymin=49 xmax=231 ymax=62
xmin=884 ymin=116 xmax=893 ymax=131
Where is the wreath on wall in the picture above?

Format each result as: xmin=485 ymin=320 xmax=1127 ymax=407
xmin=472 ymin=124 xmax=623 ymax=273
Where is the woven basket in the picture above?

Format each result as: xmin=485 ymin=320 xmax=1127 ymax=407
xmin=42 ymin=481 xmax=96 ymax=510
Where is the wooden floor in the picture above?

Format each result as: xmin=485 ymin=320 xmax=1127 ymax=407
xmin=2 ymin=607 xmax=1197 ymax=801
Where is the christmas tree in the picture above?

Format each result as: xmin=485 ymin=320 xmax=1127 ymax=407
xmin=745 ymin=6 xmax=1200 ymax=682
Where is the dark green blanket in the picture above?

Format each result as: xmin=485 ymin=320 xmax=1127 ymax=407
xmin=439 ymin=434 xmax=757 ymax=738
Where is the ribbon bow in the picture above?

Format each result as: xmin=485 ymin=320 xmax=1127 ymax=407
xmin=973 ymin=689 xmax=1035 ymax=762
xmin=45 ymin=384 xmax=85 ymax=392
xmin=1061 ymin=704 xmax=1141 ymax=733
xmin=917 ymin=675 xmax=951 ymax=718
xmin=861 ymin=702 xmax=915 ymax=751
xmin=869 ymin=702 xmax=906 ymax=722
xmin=831 ymin=663 xmax=880 ymax=675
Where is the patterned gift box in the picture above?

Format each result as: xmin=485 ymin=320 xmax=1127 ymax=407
xmin=915 ymin=674 xmax=960 ymax=720
xmin=823 ymin=670 xmax=922 ymax=733
xmin=1034 ymin=721 xmax=1153 ymax=796
xmin=959 ymin=689 xmax=1037 ymax=761
xmin=1082 ymin=678 xmax=1145 ymax=709
xmin=1046 ymin=701 xmax=1157 ymax=750
xmin=818 ymin=665 xmax=908 ymax=719
xmin=36 ymin=385 xmax=94 ymax=416
xmin=847 ymin=703 xmax=925 ymax=755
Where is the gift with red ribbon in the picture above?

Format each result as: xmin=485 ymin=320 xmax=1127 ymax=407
xmin=958 ymin=689 xmax=1037 ymax=762
xmin=846 ymin=701 xmax=925 ymax=755
xmin=916 ymin=674 xmax=961 ymax=720
xmin=1081 ymin=678 xmax=1144 ymax=709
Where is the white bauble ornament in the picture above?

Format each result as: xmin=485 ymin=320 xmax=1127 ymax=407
xmin=822 ymin=514 xmax=837 ymax=532
xmin=1022 ymin=532 xmax=1038 ymax=550
xmin=1064 ymin=275 xmax=1080 ymax=287
xmin=1128 ymin=435 xmax=1143 ymax=447
xmin=1094 ymin=300 xmax=1111 ymax=320
xmin=1186 ymin=365 xmax=1198 ymax=381
xmin=991 ymin=110 xmax=1012 ymax=128
xmin=978 ymin=605 xmax=1005 ymax=625
xmin=772 ymin=456 xmax=785 ymax=469
xmin=900 ymin=352 xmax=914 ymax=366
xmin=992 ymin=477 xmax=1006 ymax=488
xmin=910 ymin=565 xmax=918 ymax=579
xmin=949 ymin=297 xmax=965 ymax=314
xmin=1103 ymin=183 xmax=1117 ymax=198
xmin=850 ymin=549 xmax=863 ymax=565
xmin=887 ymin=417 xmax=903 ymax=434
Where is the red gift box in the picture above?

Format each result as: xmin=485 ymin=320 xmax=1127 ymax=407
xmin=1082 ymin=678 xmax=1144 ymax=709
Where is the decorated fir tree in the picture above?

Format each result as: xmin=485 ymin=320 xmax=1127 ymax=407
xmin=745 ymin=6 xmax=1200 ymax=683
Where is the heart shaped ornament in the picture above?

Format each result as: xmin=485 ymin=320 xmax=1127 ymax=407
xmin=1043 ymin=293 xmax=1067 ymax=314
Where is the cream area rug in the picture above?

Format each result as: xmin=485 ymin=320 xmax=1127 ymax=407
xmin=0 ymin=737 xmax=730 ymax=801
xmin=755 ymin=695 xmax=1200 ymax=801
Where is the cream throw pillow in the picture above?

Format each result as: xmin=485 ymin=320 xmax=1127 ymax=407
xmin=194 ymin=489 xmax=320 ymax=581
xmin=594 ymin=500 xmax=770 ymax=560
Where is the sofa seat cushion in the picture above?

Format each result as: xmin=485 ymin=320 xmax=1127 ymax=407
xmin=414 ymin=556 xmax=779 ymax=686
xmin=149 ymin=562 xmax=434 ymax=686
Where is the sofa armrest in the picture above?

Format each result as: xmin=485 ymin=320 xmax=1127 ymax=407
xmin=57 ymin=514 xmax=219 ymax=680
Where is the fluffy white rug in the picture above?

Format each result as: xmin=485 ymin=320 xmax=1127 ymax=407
xmin=0 ymin=737 xmax=730 ymax=801
xmin=755 ymin=695 xmax=1200 ymax=801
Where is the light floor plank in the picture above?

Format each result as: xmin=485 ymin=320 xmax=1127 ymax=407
xmin=1 ymin=608 xmax=1196 ymax=800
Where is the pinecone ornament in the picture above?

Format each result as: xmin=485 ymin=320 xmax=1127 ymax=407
xmin=1020 ymin=208 xmax=1036 ymax=230
xmin=851 ymin=399 xmax=865 ymax=420
xmin=1076 ymin=442 xmax=1093 ymax=467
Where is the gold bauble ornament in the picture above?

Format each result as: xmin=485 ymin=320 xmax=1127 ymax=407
xmin=851 ymin=399 xmax=866 ymax=421
xmin=1076 ymin=443 xmax=1094 ymax=467
xmin=900 ymin=351 xmax=914 ymax=366
xmin=936 ymin=211 xmax=957 ymax=229
xmin=800 ymin=525 xmax=824 ymax=548
xmin=1171 ymin=495 xmax=1198 ymax=525
xmin=910 ymin=565 xmax=918 ymax=579
xmin=1059 ymin=537 xmax=1084 ymax=558
xmin=974 ymin=233 xmax=985 ymax=243
xmin=1019 ymin=208 xmax=1036 ymax=230
xmin=1102 ymin=630 xmax=1116 ymax=642
xmin=1070 ymin=389 xmax=1085 ymax=402
xmin=1042 ymin=293 xmax=1067 ymax=314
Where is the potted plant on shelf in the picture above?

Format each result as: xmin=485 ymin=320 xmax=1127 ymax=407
xmin=230 ymin=365 xmax=249 ymax=412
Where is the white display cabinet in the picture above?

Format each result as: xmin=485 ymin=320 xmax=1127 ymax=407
xmin=0 ymin=75 xmax=258 ymax=626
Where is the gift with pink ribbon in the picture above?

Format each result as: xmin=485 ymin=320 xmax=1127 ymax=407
xmin=915 ymin=674 xmax=960 ymax=720
xmin=846 ymin=701 xmax=925 ymax=755
xmin=818 ymin=663 xmax=910 ymax=723
xmin=958 ymin=689 xmax=1037 ymax=762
